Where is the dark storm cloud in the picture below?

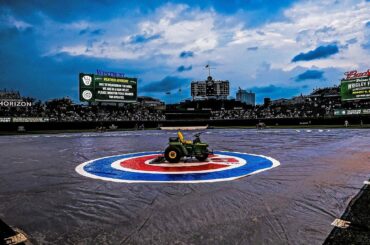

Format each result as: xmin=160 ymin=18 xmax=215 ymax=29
xmin=0 ymin=23 xmax=159 ymax=101
xmin=247 ymin=46 xmax=258 ymax=51
xmin=0 ymin=5 xmax=175 ymax=102
xmin=79 ymin=29 xmax=88 ymax=35
xmin=79 ymin=28 xmax=104 ymax=36
xmin=0 ymin=0 xmax=157 ymax=23
xmin=141 ymin=76 xmax=189 ymax=92
xmin=129 ymin=34 xmax=161 ymax=44
xmin=177 ymin=65 xmax=192 ymax=72
xmin=295 ymin=70 xmax=324 ymax=82
xmin=179 ymin=51 xmax=194 ymax=58
xmin=91 ymin=29 xmax=104 ymax=35
xmin=291 ymin=44 xmax=339 ymax=62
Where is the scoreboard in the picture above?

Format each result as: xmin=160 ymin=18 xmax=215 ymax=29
xmin=79 ymin=73 xmax=137 ymax=103
xmin=340 ymin=70 xmax=370 ymax=101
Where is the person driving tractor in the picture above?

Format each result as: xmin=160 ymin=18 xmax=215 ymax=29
xmin=177 ymin=131 xmax=193 ymax=144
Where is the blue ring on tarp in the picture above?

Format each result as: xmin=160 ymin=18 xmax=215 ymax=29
xmin=77 ymin=151 xmax=279 ymax=183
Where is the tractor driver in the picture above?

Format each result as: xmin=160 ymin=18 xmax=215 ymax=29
xmin=177 ymin=131 xmax=193 ymax=144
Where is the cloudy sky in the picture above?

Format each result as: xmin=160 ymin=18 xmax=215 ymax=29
xmin=0 ymin=0 xmax=369 ymax=103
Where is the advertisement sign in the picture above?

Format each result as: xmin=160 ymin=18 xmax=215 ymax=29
xmin=79 ymin=73 xmax=137 ymax=103
xmin=0 ymin=117 xmax=11 ymax=123
xmin=12 ymin=117 xmax=49 ymax=122
xmin=340 ymin=69 xmax=370 ymax=101
xmin=334 ymin=109 xmax=370 ymax=116
xmin=0 ymin=100 xmax=32 ymax=107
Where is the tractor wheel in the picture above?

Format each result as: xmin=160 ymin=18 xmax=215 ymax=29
xmin=196 ymin=153 xmax=208 ymax=162
xmin=165 ymin=147 xmax=181 ymax=163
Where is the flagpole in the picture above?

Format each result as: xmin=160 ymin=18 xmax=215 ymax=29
xmin=205 ymin=64 xmax=214 ymax=77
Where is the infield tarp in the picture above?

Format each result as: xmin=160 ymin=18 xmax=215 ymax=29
xmin=0 ymin=129 xmax=369 ymax=244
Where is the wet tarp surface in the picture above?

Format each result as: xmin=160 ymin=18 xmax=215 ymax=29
xmin=0 ymin=129 xmax=369 ymax=244
xmin=324 ymin=179 xmax=370 ymax=244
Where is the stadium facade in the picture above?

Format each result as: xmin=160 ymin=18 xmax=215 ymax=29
xmin=2 ymin=68 xmax=370 ymax=132
xmin=191 ymin=76 xmax=229 ymax=100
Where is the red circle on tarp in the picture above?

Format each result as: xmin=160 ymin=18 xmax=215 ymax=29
xmin=119 ymin=154 xmax=239 ymax=172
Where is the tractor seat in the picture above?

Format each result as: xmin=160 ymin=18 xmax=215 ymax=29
xmin=169 ymin=137 xmax=179 ymax=142
xmin=177 ymin=131 xmax=193 ymax=144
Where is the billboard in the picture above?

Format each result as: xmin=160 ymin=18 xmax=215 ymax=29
xmin=12 ymin=117 xmax=49 ymax=122
xmin=340 ymin=69 xmax=370 ymax=101
xmin=0 ymin=100 xmax=32 ymax=107
xmin=79 ymin=73 xmax=137 ymax=103
xmin=334 ymin=109 xmax=370 ymax=116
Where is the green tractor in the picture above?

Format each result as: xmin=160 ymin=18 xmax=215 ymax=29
xmin=164 ymin=131 xmax=212 ymax=163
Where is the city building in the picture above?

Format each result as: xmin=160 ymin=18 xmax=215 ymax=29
xmin=236 ymin=88 xmax=255 ymax=106
xmin=264 ymin=97 xmax=271 ymax=106
xmin=191 ymin=76 xmax=229 ymax=100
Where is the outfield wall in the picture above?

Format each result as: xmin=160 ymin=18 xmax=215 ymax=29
xmin=0 ymin=115 xmax=370 ymax=132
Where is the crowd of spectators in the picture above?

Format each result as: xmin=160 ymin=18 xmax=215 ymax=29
xmin=0 ymin=89 xmax=21 ymax=100
xmin=211 ymin=86 xmax=369 ymax=120
xmin=1 ymin=86 xmax=369 ymax=122
xmin=0 ymin=97 xmax=166 ymax=122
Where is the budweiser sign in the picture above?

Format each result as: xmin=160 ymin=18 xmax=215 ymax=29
xmin=344 ymin=69 xmax=370 ymax=79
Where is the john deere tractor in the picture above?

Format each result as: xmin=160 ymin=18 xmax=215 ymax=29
xmin=164 ymin=131 xmax=211 ymax=163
